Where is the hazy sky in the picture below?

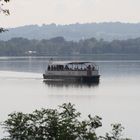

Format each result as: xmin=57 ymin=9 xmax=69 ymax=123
xmin=0 ymin=0 xmax=140 ymax=27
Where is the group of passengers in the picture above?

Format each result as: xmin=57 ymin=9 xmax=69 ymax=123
xmin=48 ymin=65 xmax=95 ymax=71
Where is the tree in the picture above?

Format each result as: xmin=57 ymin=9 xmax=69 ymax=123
xmin=99 ymin=124 xmax=131 ymax=140
xmin=1 ymin=103 xmax=131 ymax=140
xmin=0 ymin=0 xmax=10 ymax=33
xmin=2 ymin=103 xmax=102 ymax=140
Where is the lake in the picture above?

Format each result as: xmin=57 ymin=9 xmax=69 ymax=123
xmin=0 ymin=55 xmax=140 ymax=139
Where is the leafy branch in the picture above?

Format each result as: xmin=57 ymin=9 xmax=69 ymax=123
xmin=0 ymin=0 xmax=10 ymax=33
xmin=1 ymin=103 xmax=131 ymax=140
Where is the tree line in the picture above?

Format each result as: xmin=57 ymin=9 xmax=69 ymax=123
xmin=0 ymin=36 xmax=140 ymax=56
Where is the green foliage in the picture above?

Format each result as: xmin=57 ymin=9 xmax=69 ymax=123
xmin=0 ymin=0 xmax=10 ymax=33
xmin=2 ymin=103 xmax=102 ymax=140
xmin=0 ymin=28 xmax=7 ymax=33
xmin=99 ymin=124 xmax=131 ymax=140
xmin=0 ymin=0 xmax=10 ymax=15
xmin=4 ymin=0 xmax=10 ymax=2
xmin=1 ymin=103 xmax=131 ymax=140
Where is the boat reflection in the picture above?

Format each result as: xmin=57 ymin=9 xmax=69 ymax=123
xmin=43 ymin=80 xmax=99 ymax=88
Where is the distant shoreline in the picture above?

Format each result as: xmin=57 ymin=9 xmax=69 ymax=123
xmin=0 ymin=54 xmax=140 ymax=61
xmin=1 ymin=36 xmax=140 ymax=56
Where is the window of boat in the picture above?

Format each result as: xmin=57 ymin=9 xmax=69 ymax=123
xmin=48 ymin=63 xmax=97 ymax=71
xmin=48 ymin=65 xmax=64 ymax=71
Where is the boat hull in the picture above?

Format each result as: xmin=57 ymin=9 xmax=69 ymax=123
xmin=43 ymin=74 xmax=100 ymax=83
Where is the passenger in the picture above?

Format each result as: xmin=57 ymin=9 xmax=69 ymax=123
xmin=58 ymin=65 xmax=60 ymax=71
xmin=48 ymin=65 xmax=50 ymax=71
xmin=61 ymin=65 xmax=63 ymax=70
xmin=51 ymin=65 xmax=53 ymax=71
xmin=59 ymin=65 xmax=61 ymax=71
xmin=65 ymin=65 xmax=69 ymax=70
xmin=54 ymin=66 xmax=56 ymax=71
xmin=87 ymin=65 xmax=91 ymax=70
xmin=56 ymin=65 xmax=59 ymax=71
xmin=62 ymin=65 xmax=64 ymax=71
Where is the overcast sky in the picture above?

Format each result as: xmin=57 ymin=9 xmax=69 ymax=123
xmin=0 ymin=0 xmax=140 ymax=27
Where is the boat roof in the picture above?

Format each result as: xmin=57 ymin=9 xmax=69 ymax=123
xmin=67 ymin=62 xmax=93 ymax=65
xmin=50 ymin=61 xmax=97 ymax=66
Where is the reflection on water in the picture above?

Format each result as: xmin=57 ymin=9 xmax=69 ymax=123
xmin=43 ymin=80 xmax=99 ymax=88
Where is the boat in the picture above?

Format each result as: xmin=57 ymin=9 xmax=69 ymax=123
xmin=43 ymin=61 xmax=100 ymax=83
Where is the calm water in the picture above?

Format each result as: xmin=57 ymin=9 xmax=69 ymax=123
xmin=0 ymin=55 xmax=140 ymax=139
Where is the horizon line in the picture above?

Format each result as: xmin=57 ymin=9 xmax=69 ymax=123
xmin=3 ymin=21 xmax=140 ymax=29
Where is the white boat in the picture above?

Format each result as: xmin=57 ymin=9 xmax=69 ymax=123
xmin=43 ymin=61 xmax=100 ymax=83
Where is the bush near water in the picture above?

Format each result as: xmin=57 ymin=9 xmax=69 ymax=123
xmin=1 ymin=103 xmax=131 ymax=140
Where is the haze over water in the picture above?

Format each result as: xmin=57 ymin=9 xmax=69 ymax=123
xmin=0 ymin=55 xmax=140 ymax=139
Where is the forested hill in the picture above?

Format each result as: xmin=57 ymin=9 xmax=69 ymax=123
xmin=1 ymin=22 xmax=140 ymax=41
xmin=0 ymin=36 xmax=140 ymax=56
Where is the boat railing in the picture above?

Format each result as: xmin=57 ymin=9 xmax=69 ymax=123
xmin=47 ymin=65 xmax=98 ymax=72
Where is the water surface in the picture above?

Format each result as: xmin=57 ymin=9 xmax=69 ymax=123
xmin=0 ymin=56 xmax=140 ymax=139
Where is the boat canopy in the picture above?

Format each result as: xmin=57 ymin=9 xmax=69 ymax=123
xmin=50 ymin=61 xmax=97 ymax=66
xmin=47 ymin=61 xmax=99 ymax=71
xmin=67 ymin=62 xmax=94 ymax=65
